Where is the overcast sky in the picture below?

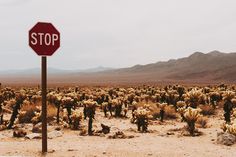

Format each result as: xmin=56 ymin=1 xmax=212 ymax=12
xmin=0 ymin=0 xmax=236 ymax=70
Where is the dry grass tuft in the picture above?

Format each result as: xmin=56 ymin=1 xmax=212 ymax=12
xmin=196 ymin=116 xmax=208 ymax=128
xmin=164 ymin=105 xmax=178 ymax=119
xmin=199 ymin=105 xmax=215 ymax=115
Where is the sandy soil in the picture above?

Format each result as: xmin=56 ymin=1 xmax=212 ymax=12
xmin=1 ymin=110 xmax=236 ymax=157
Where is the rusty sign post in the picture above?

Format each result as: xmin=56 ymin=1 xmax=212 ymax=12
xmin=29 ymin=22 xmax=60 ymax=153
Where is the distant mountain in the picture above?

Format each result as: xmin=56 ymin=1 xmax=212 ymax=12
xmin=0 ymin=66 xmax=113 ymax=75
xmin=1 ymin=51 xmax=236 ymax=85
xmin=65 ymin=50 xmax=236 ymax=84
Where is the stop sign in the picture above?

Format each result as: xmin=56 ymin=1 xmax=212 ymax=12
xmin=29 ymin=22 xmax=60 ymax=56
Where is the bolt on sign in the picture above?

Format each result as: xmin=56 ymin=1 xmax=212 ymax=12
xmin=29 ymin=22 xmax=60 ymax=153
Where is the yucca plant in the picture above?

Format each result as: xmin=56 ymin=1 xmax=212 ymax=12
xmin=184 ymin=107 xmax=201 ymax=136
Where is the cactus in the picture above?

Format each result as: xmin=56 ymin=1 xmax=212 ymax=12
xmin=176 ymin=101 xmax=187 ymax=121
xmin=101 ymin=102 xmax=108 ymax=117
xmin=70 ymin=110 xmax=83 ymax=130
xmin=157 ymin=103 xmax=167 ymax=122
xmin=183 ymin=107 xmax=201 ymax=136
xmin=134 ymin=108 xmax=149 ymax=132
xmin=222 ymin=91 xmax=235 ymax=123
xmin=84 ymin=100 xmax=97 ymax=135
xmin=7 ymin=93 xmax=27 ymax=129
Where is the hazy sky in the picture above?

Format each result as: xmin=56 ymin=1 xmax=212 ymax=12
xmin=0 ymin=0 xmax=236 ymax=70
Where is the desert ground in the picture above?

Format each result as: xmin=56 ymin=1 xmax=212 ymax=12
xmin=1 ymin=109 xmax=236 ymax=157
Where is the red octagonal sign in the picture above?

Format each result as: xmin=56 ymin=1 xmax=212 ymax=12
xmin=29 ymin=22 xmax=60 ymax=56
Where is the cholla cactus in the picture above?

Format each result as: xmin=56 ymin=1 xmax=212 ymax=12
xmin=134 ymin=107 xmax=149 ymax=132
xmin=157 ymin=103 xmax=167 ymax=122
xmin=101 ymin=102 xmax=108 ymax=117
xmin=176 ymin=101 xmax=187 ymax=121
xmin=222 ymin=91 xmax=235 ymax=101
xmin=48 ymin=92 xmax=62 ymax=123
xmin=84 ymin=100 xmax=97 ymax=135
xmin=226 ymin=124 xmax=236 ymax=136
xmin=62 ymin=96 xmax=76 ymax=124
xmin=31 ymin=111 xmax=41 ymax=124
xmin=177 ymin=107 xmax=186 ymax=122
xmin=222 ymin=91 xmax=235 ymax=123
xmin=112 ymin=99 xmax=123 ymax=117
xmin=70 ymin=110 xmax=83 ymax=130
xmin=209 ymin=92 xmax=221 ymax=108
xmin=7 ymin=92 xmax=27 ymax=129
xmin=177 ymin=101 xmax=186 ymax=108
xmin=231 ymin=98 xmax=236 ymax=106
xmin=185 ymin=89 xmax=203 ymax=108
xmin=184 ymin=107 xmax=201 ymax=136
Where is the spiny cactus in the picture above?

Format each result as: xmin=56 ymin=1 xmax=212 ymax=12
xmin=185 ymin=89 xmax=203 ymax=108
xmin=134 ymin=107 xmax=149 ymax=132
xmin=70 ymin=110 xmax=83 ymax=130
xmin=157 ymin=103 xmax=167 ymax=122
xmin=84 ymin=100 xmax=97 ymax=135
xmin=176 ymin=101 xmax=187 ymax=121
xmin=184 ymin=107 xmax=201 ymax=136
xmin=62 ymin=96 xmax=76 ymax=124
xmin=112 ymin=99 xmax=123 ymax=117
xmin=48 ymin=92 xmax=62 ymax=123
xmin=7 ymin=93 xmax=27 ymax=129
xmin=101 ymin=102 xmax=108 ymax=117
xmin=222 ymin=91 xmax=235 ymax=123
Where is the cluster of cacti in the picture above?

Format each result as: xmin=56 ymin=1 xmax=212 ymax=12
xmin=184 ymin=89 xmax=204 ymax=108
xmin=0 ymin=84 xmax=235 ymax=142
xmin=133 ymin=107 xmax=149 ymax=132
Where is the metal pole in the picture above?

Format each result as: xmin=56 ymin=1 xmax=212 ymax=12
xmin=42 ymin=56 xmax=47 ymax=153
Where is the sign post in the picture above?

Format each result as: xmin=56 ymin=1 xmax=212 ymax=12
xmin=29 ymin=22 xmax=60 ymax=153
xmin=41 ymin=56 xmax=47 ymax=152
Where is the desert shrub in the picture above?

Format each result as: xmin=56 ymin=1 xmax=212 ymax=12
xmin=18 ymin=101 xmax=39 ymax=123
xmin=199 ymin=104 xmax=215 ymax=115
xmin=196 ymin=116 xmax=208 ymax=128
xmin=164 ymin=105 xmax=178 ymax=119
xmin=47 ymin=104 xmax=57 ymax=122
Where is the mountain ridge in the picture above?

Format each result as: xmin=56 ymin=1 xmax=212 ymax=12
xmin=1 ymin=51 xmax=236 ymax=85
